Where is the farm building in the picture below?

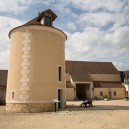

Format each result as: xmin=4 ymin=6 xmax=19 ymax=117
xmin=65 ymin=61 xmax=126 ymax=100
xmin=0 ymin=70 xmax=8 ymax=105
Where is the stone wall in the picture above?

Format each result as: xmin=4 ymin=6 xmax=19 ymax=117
xmin=6 ymin=102 xmax=55 ymax=113
xmin=94 ymin=88 xmax=126 ymax=100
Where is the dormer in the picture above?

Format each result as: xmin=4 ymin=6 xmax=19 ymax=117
xmin=39 ymin=9 xmax=57 ymax=26
xmin=22 ymin=9 xmax=57 ymax=27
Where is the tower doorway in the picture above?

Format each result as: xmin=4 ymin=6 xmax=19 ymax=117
xmin=58 ymin=89 xmax=63 ymax=109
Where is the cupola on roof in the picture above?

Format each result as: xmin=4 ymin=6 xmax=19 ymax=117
xmin=24 ymin=9 xmax=57 ymax=26
xmin=9 ymin=9 xmax=67 ymax=39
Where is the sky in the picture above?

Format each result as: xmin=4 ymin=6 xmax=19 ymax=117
xmin=0 ymin=0 xmax=129 ymax=71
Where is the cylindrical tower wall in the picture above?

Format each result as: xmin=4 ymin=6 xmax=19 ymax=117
xmin=6 ymin=26 xmax=67 ymax=112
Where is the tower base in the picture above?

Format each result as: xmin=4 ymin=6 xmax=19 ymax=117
xmin=6 ymin=102 xmax=54 ymax=113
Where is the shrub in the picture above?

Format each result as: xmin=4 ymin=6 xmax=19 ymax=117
xmin=103 ymin=95 xmax=109 ymax=100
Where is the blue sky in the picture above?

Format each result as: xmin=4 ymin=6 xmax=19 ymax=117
xmin=0 ymin=0 xmax=129 ymax=70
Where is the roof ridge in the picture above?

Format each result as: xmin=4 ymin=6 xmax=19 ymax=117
xmin=65 ymin=60 xmax=112 ymax=63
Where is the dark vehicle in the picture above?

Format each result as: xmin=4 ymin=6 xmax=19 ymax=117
xmin=80 ymin=99 xmax=93 ymax=108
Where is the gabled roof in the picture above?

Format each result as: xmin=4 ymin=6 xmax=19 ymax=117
xmin=65 ymin=60 xmax=119 ymax=82
xmin=93 ymin=81 xmax=123 ymax=88
xmin=0 ymin=70 xmax=8 ymax=86
xmin=65 ymin=61 xmax=92 ymax=82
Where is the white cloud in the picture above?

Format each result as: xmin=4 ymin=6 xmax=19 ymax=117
xmin=0 ymin=0 xmax=33 ymax=14
xmin=60 ymin=0 xmax=129 ymax=32
xmin=66 ymin=22 xmax=77 ymax=31
xmin=105 ymin=26 xmax=129 ymax=48
xmin=0 ymin=16 xmax=23 ymax=69
xmin=65 ymin=26 xmax=129 ymax=70
xmin=70 ymin=27 xmax=103 ymax=52
xmin=79 ymin=12 xmax=126 ymax=29
xmin=65 ymin=27 xmax=103 ymax=60
xmin=0 ymin=16 xmax=23 ymax=42
xmin=0 ymin=51 xmax=9 ymax=69
xmin=61 ymin=0 xmax=126 ymax=13
xmin=113 ymin=62 xmax=129 ymax=71
xmin=0 ymin=0 xmax=128 ymax=71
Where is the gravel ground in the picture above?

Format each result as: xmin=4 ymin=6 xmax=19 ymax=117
xmin=0 ymin=100 xmax=129 ymax=129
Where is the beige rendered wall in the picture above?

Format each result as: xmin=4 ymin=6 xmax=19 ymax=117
xmin=66 ymin=88 xmax=75 ymax=101
xmin=124 ymin=84 xmax=129 ymax=91
xmin=6 ymin=30 xmax=23 ymax=102
xmin=90 ymin=74 xmax=121 ymax=81
xmin=124 ymin=84 xmax=129 ymax=97
xmin=6 ymin=25 xmax=66 ymax=111
xmin=94 ymin=88 xmax=126 ymax=99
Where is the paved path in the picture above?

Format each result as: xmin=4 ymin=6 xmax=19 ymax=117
xmin=0 ymin=100 xmax=129 ymax=129
xmin=66 ymin=100 xmax=129 ymax=110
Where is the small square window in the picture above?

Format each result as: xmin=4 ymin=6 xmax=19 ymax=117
xmin=100 ymin=92 xmax=103 ymax=96
xmin=58 ymin=66 xmax=62 ymax=82
xmin=11 ymin=91 xmax=15 ymax=100
xmin=114 ymin=91 xmax=116 ymax=96
xmin=44 ymin=16 xmax=52 ymax=26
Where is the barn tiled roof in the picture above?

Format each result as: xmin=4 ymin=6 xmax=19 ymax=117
xmin=0 ymin=70 xmax=8 ymax=86
xmin=124 ymin=70 xmax=129 ymax=75
xmin=65 ymin=60 xmax=119 ymax=82
xmin=65 ymin=61 xmax=92 ymax=82
xmin=93 ymin=81 xmax=123 ymax=88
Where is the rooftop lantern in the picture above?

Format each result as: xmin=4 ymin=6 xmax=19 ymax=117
xmin=23 ymin=9 xmax=57 ymax=27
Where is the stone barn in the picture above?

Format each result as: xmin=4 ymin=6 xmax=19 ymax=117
xmin=65 ymin=61 xmax=125 ymax=100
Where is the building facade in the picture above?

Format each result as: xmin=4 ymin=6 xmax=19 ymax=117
xmin=0 ymin=70 xmax=8 ymax=105
xmin=65 ymin=61 xmax=126 ymax=100
xmin=6 ymin=9 xmax=67 ymax=112
xmin=123 ymin=70 xmax=129 ymax=97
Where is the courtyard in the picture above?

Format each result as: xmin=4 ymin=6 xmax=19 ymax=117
xmin=0 ymin=100 xmax=129 ymax=129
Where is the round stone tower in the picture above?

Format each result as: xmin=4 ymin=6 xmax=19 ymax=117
xmin=6 ymin=9 xmax=67 ymax=112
